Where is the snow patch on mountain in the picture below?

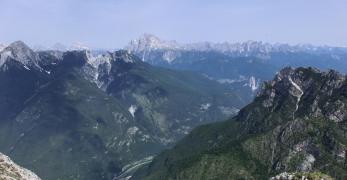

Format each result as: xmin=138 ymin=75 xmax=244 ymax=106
xmin=128 ymin=105 xmax=137 ymax=117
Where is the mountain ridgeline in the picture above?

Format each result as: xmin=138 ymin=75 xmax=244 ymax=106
xmin=135 ymin=67 xmax=347 ymax=179
xmin=0 ymin=41 xmax=245 ymax=179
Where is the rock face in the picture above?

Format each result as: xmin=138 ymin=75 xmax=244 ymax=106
xmin=134 ymin=67 xmax=347 ymax=179
xmin=0 ymin=41 xmax=244 ymax=179
xmin=0 ymin=152 xmax=40 ymax=180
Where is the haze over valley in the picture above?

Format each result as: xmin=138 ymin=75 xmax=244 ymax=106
xmin=0 ymin=0 xmax=346 ymax=179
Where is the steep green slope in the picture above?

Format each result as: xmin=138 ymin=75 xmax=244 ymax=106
xmin=135 ymin=67 xmax=347 ymax=180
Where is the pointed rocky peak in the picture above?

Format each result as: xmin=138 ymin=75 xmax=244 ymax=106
xmin=0 ymin=41 xmax=42 ymax=70
xmin=126 ymin=34 xmax=181 ymax=52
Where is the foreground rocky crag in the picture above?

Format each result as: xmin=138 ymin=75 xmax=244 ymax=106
xmin=135 ymin=67 xmax=347 ymax=179
xmin=0 ymin=152 xmax=40 ymax=180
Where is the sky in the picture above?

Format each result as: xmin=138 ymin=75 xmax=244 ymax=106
xmin=0 ymin=0 xmax=346 ymax=48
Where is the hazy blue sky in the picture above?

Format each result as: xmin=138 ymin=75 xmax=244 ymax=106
xmin=0 ymin=0 xmax=346 ymax=48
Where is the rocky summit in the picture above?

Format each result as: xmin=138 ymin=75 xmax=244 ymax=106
xmin=134 ymin=67 xmax=347 ymax=180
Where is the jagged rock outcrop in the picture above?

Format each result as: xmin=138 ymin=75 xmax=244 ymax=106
xmin=0 ymin=152 xmax=40 ymax=180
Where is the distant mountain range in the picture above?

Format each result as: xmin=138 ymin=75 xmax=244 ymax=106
xmin=126 ymin=34 xmax=347 ymax=61
xmin=135 ymin=67 xmax=347 ymax=179
xmin=125 ymin=34 xmax=347 ymax=100
xmin=0 ymin=41 xmax=244 ymax=179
